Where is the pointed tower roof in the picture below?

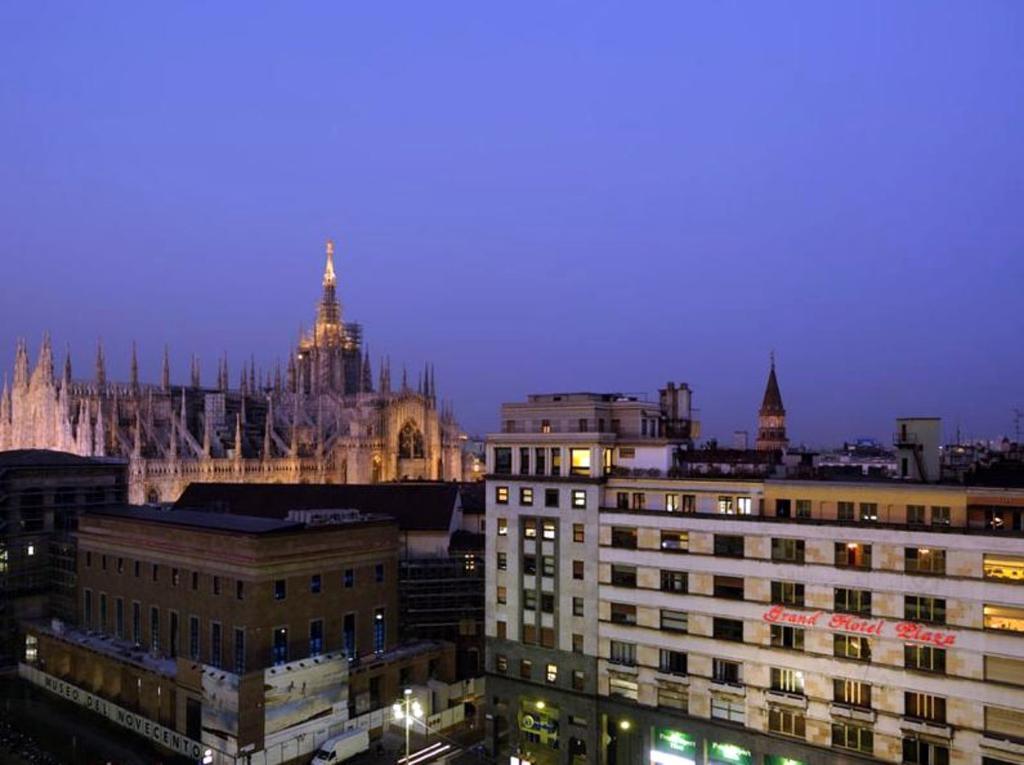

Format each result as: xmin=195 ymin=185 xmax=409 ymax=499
xmin=130 ymin=341 xmax=139 ymax=391
xmin=316 ymin=238 xmax=342 ymax=329
xmin=95 ymin=340 xmax=106 ymax=388
xmin=760 ymin=354 xmax=785 ymax=415
xmin=162 ymin=346 xmax=170 ymax=390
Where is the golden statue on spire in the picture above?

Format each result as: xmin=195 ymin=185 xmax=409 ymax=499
xmin=323 ymin=238 xmax=336 ymax=287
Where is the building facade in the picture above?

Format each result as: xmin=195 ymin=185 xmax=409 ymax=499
xmin=20 ymin=505 xmax=456 ymax=764
xmin=485 ymin=389 xmax=1024 ymax=765
xmin=0 ymin=239 xmax=469 ymax=504
xmin=0 ymin=449 xmax=126 ymax=667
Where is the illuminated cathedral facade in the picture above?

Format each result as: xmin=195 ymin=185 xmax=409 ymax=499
xmin=0 ymin=240 xmax=470 ymax=503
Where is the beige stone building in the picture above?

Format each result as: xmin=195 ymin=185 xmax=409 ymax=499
xmin=485 ymin=382 xmax=1024 ymax=765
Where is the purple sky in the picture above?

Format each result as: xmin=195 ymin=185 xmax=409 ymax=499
xmin=1 ymin=2 xmax=1022 ymax=445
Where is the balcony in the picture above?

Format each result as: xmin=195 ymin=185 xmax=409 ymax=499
xmin=709 ymin=679 xmax=745 ymax=696
xmin=830 ymin=703 xmax=875 ymax=723
xmin=900 ymin=717 xmax=952 ymax=739
xmin=765 ymin=690 xmax=807 ymax=709
xmin=981 ymin=735 xmax=1024 ymax=756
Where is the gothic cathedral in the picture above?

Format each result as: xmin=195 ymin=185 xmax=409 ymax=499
xmin=0 ymin=240 xmax=470 ymax=503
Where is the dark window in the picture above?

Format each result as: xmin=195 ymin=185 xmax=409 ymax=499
xmin=835 ymin=634 xmax=872 ymax=662
xmin=714 ymin=576 xmax=744 ymax=600
xmin=660 ymin=570 xmax=687 ymax=593
xmin=210 ymin=623 xmax=222 ymax=668
xmin=771 ymin=581 xmax=804 ymax=606
xmin=902 ymin=738 xmax=948 ymax=765
xmin=659 ymin=649 xmax=687 ymax=675
xmin=772 ymin=538 xmax=805 ymax=563
xmin=344 ymin=568 xmax=354 ymax=587
xmin=236 ymin=580 xmax=244 ymax=600
xmin=375 ymin=564 xmax=384 ymax=583
xmin=274 ymin=579 xmax=286 ymax=600
xmin=310 ymin=574 xmax=322 ymax=594
xmin=712 ymin=659 xmax=741 ymax=684
xmin=545 ymin=488 xmax=559 ymax=508
xmin=189 ymin=617 xmax=200 ymax=660
xmin=905 ymin=596 xmax=946 ymax=624
xmin=770 ymin=624 xmax=804 ymax=650
xmin=610 ymin=603 xmax=636 ymax=625
xmin=234 ymin=628 xmax=245 ymax=674
xmin=494 ymin=448 xmax=512 ymax=475
xmin=212 ymin=576 xmax=220 ymax=595
xmin=272 ymin=627 xmax=288 ymax=665
xmin=610 ymin=527 xmax=637 ymax=549
xmin=713 ymin=618 xmax=743 ymax=642
xmin=905 ymin=645 xmax=946 ymax=673
xmin=610 ymin=564 xmax=636 ymax=587
xmin=835 ymin=588 xmax=872 ymax=616
xmin=714 ymin=535 xmax=744 ymax=558
xmin=519 ymin=447 xmax=530 ymax=475
xmin=374 ymin=608 xmax=385 ymax=653
xmin=309 ymin=619 xmax=324 ymax=656
xmin=616 ymin=492 xmax=629 ymax=509
xmin=775 ymin=499 xmax=791 ymax=518
xmin=343 ymin=614 xmax=356 ymax=659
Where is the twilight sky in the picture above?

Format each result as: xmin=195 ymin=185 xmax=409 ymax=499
xmin=1 ymin=2 xmax=1021 ymax=445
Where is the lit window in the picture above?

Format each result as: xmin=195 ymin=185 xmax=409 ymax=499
xmin=546 ymin=664 xmax=558 ymax=683
xmin=495 ymin=486 xmax=509 ymax=505
xmin=736 ymin=497 xmax=752 ymax=515
xmin=984 ymin=555 xmax=1024 ymax=583
xmin=572 ymin=523 xmax=584 ymax=543
xmin=985 ymin=604 xmax=1024 ymax=633
xmin=571 ymin=490 xmax=587 ymax=509
xmin=665 ymin=494 xmax=680 ymax=512
xmin=519 ymin=487 xmax=533 ymax=506
xmin=569 ymin=448 xmax=591 ymax=477
xmin=497 ymin=518 xmax=508 ymax=536
xmin=26 ymin=544 xmax=35 ymax=557
xmin=542 ymin=520 xmax=556 ymax=540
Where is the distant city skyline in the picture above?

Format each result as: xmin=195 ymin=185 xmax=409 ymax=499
xmin=1 ymin=2 xmax=1021 ymax=445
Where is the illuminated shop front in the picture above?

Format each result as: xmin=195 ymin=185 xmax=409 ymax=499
xmin=707 ymin=741 xmax=752 ymax=765
xmin=518 ymin=699 xmax=560 ymax=764
xmin=649 ymin=727 xmax=697 ymax=765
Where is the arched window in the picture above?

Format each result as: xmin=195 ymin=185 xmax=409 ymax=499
xmin=146 ymin=488 xmax=160 ymax=504
xmin=398 ymin=421 xmax=425 ymax=459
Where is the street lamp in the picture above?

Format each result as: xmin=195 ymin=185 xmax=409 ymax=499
xmin=392 ymin=687 xmax=423 ymax=763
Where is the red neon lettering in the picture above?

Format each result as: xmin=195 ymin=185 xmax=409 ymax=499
xmin=894 ymin=621 xmax=956 ymax=647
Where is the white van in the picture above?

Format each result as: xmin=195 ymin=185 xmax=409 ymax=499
xmin=311 ymin=729 xmax=370 ymax=764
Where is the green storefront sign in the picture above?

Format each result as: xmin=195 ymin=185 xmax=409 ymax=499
xmin=708 ymin=741 xmax=752 ymax=765
xmin=654 ymin=728 xmax=697 ymax=756
xmin=764 ymin=757 xmax=806 ymax=765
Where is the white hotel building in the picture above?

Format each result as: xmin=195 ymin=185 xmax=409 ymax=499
xmin=484 ymin=385 xmax=1024 ymax=765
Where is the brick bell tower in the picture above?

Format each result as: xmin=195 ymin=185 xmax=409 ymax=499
xmin=756 ymin=353 xmax=788 ymax=453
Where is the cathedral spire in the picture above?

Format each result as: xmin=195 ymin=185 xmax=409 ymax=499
xmin=323 ymin=238 xmax=336 ymax=287
xmin=190 ymin=354 xmax=201 ymax=389
xmin=14 ymin=339 xmax=29 ymax=390
xmin=63 ymin=344 xmax=73 ymax=385
xmin=234 ymin=413 xmax=243 ymax=464
xmin=161 ymin=346 xmax=170 ymax=391
xmin=361 ymin=347 xmax=372 ymax=394
xmin=33 ymin=333 xmax=54 ymax=386
xmin=130 ymin=341 xmax=139 ymax=392
xmin=95 ymin=339 xmax=106 ymax=389
xmin=94 ymin=398 xmax=105 ymax=457
xmin=202 ymin=402 xmax=211 ymax=457
xmin=249 ymin=355 xmax=256 ymax=393
xmin=263 ymin=396 xmax=274 ymax=460
xmin=316 ymin=239 xmax=342 ymax=330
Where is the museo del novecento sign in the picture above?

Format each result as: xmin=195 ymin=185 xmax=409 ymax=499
xmin=18 ymin=664 xmax=205 ymax=759
xmin=761 ymin=605 xmax=956 ymax=647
